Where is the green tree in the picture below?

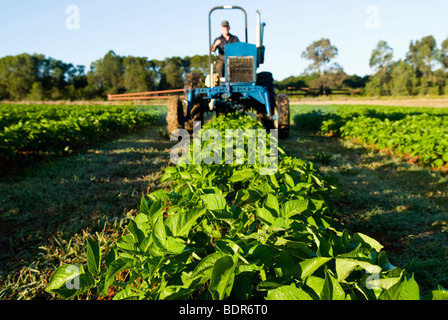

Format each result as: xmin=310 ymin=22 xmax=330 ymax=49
xmin=89 ymin=50 xmax=124 ymax=95
xmin=406 ymin=36 xmax=440 ymax=95
xmin=366 ymin=40 xmax=394 ymax=96
xmin=441 ymin=38 xmax=448 ymax=70
xmin=0 ymin=54 xmax=39 ymax=100
xmin=310 ymin=62 xmax=348 ymax=90
xmin=158 ymin=57 xmax=186 ymax=90
xmin=26 ymin=82 xmax=46 ymax=101
xmin=301 ymin=38 xmax=338 ymax=90
xmin=123 ymin=56 xmax=157 ymax=93
xmin=389 ymin=60 xmax=417 ymax=96
xmin=369 ymin=40 xmax=393 ymax=74
xmin=407 ymin=35 xmax=438 ymax=77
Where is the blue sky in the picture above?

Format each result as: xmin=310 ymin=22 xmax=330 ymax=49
xmin=1 ymin=0 xmax=447 ymax=80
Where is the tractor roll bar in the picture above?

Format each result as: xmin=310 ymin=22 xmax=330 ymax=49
xmin=208 ymin=6 xmax=248 ymax=88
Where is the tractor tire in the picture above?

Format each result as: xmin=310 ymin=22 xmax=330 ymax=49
xmin=166 ymin=96 xmax=184 ymax=137
xmin=183 ymin=73 xmax=204 ymax=133
xmin=184 ymin=72 xmax=202 ymax=90
xmin=256 ymin=72 xmax=276 ymax=106
xmin=256 ymin=72 xmax=276 ymax=129
xmin=184 ymin=102 xmax=203 ymax=133
xmin=257 ymin=112 xmax=272 ymax=129
xmin=273 ymin=94 xmax=290 ymax=139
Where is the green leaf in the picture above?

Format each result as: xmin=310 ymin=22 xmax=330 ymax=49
xmin=112 ymin=287 xmax=145 ymax=300
xmin=266 ymin=283 xmax=314 ymax=300
xmin=443 ymin=152 xmax=448 ymax=162
xmin=140 ymin=197 xmax=163 ymax=225
xmin=283 ymin=173 xmax=295 ymax=188
xmin=380 ymin=273 xmax=420 ymax=300
xmin=209 ymin=255 xmax=237 ymax=300
xmin=423 ymin=287 xmax=448 ymax=300
xmin=201 ymin=194 xmax=227 ymax=211
xmin=335 ymin=258 xmax=381 ymax=282
xmin=378 ymin=251 xmax=396 ymax=271
xmin=229 ymin=170 xmax=255 ymax=183
xmin=45 ymin=265 xmax=95 ymax=299
xmin=152 ymin=216 xmax=167 ymax=249
xmin=148 ymin=189 xmax=171 ymax=202
xmin=280 ymin=199 xmax=308 ymax=218
xmin=321 ymin=270 xmax=346 ymax=300
xmin=105 ymin=248 xmax=117 ymax=268
xmin=274 ymin=252 xmax=298 ymax=279
xmin=165 ymin=208 xmax=206 ymax=237
xmin=86 ymin=238 xmax=101 ymax=276
xmin=247 ymin=244 xmax=280 ymax=265
xmin=298 ymin=257 xmax=332 ymax=279
xmin=309 ymin=227 xmax=333 ymax=257
xmin=46 ymin=264 xmax=84 ymax=293
xmin=127 ymin=219 xmax=146 ymax=246
xmin=139 ymin=196 xmax=152 ymax=216
xmin=305 ymin=276 xmax=325 ymax=298
xmin=192 ymin=252 xmax=229 ymax=279
xmin=267 ymin=173 xmax=280 ymax=188
xmin=165 ymin=236 xmax=186 ymax=254
xmin=352 ymin=232 xmax=383 ymax=252
xmin=102 ymin=258 xmax=134 ymax=295
xmin=264 ymin=194 xmax=279 ymax=217
xmin=164 ymin=166 xmax=177 ymax=174
xmin=434 ymin=158 xmax=444 ymax=167
xmin=251 ymin=183 xmax=274 ymax=197
xmin=255 ymin=207 xmax=276 ymax=225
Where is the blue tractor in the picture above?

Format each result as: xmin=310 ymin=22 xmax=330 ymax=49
xmin=166 ymin=5 xmax=290 ymax=139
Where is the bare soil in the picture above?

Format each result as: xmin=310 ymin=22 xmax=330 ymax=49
xmin=290 ymin=96 xmax=448 ymax=108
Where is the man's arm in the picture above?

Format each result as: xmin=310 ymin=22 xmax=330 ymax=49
xmin=211 ymin=38 xmax=222 ymax=52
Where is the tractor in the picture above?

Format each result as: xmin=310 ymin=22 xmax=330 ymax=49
xmin=166 ymin=5 xmax=290 ymax=139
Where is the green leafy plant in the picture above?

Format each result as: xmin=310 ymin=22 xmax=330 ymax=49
xmin=45 ymin=112 xmax=447 ymax=300
xmin=0 ymin=104 xmax=159 ymax=159
xmin=294 ymin=106 xmax=448 ymax=168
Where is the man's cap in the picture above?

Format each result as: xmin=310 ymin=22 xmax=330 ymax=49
xmin=221 ymin=20 xmax=230 ymax=27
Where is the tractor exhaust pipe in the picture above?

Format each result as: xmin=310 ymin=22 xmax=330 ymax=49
xmin=256 ymin=10 xmax=261 ymax=48
xmin=256 ymin=10 xmax=266 ymax=66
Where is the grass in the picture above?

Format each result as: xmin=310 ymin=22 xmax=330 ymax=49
xmin=0 ymin=107 xmax=176 ymax=299
xmin=284 ymin=104 xmax=448 ymax=294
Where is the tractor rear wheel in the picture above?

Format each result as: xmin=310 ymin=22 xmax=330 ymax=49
xmin=273 ymin=94 xmax=290 ymax=139
xmin=183 ymin=73 xmax=204 ymax=133
xmin=166 ymin=96 xmax=184 ymax=137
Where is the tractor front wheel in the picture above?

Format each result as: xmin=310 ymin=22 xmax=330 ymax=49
xmin=183 ymin=73 xmax=204 ymax=133
xmin=166 ymin=96 xmax=184 ymax=137
xmin=273 ymin=94 xmax=290 ymax=139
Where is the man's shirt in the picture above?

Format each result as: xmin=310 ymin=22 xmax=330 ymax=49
xmin=213 ymin=34 xmax=240 ymax=58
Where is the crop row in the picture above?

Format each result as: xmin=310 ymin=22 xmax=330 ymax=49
xmin=45 ymin=113 xmax=447 ymax=300
xmin=0 ymin=104 xmax=159 ymax=159
xmin=294 ymin=106 xmax=448 ymax=168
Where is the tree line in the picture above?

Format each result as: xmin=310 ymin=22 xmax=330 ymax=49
xmin=0 ymin=34 xmax=447 ymax=101
xmin=0 ymin=51 xmax=212 ymax=101
xmin=277 ymin=35 xmax=448 ymax=96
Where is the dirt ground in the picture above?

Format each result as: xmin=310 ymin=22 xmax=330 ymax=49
xmin=4 ymin=96 xmax=448 ymax=108
xmin=290 ymin=96 xmax=448 ymax=108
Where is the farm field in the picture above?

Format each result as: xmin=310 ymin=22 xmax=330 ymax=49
xmin=0 ymin=104 xmax=163 ymax=162
xmin=0 ymin=103 xmax=447 ymax=300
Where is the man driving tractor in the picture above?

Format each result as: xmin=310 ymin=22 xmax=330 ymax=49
xmin=210 ymin=20 xmax=240 ymax=78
